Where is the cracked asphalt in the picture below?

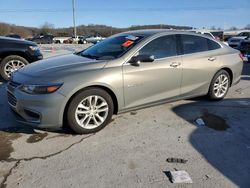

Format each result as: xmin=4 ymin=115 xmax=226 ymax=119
xmin=0 ymin=46 xmax=250 ymax=188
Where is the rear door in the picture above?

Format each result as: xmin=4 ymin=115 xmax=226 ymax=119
xmin=179 ymin=34 xmax=222 ymax=97
xmin=123 ymin=34 xmax=183 ymax=109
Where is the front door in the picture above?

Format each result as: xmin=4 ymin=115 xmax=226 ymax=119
xmin=123 ymin=34 xmax=183 ymax=109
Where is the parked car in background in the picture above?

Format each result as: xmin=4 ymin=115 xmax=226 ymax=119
xmin=78 ymin=35 xmax=90 ymax=44
xmin=5 ymin=34 xmax=22 ymax=39
xmin=238 ymin=38 xmax=250 ymax=62
xmin=72 ymin=35 xmax=81 ymax=43
xmin=0 ymin=36 xmax=43 ymax=80
xmin=189 ymin=30 xmax=216 ymax=39
xmin=188 ymin=29 xmax=224 ymax=41
xmin=28 ymin=34 xmax=54 ymax=44
xmin=63 ymin=37 xmax=74 ymax=44
xmin=53 ymin=37 xmax=71 ymax=44
xmin=85 ymin=35 xmax=105 ymax=44
xmin=7 ymin=30 xmax=243 ymax=134
xmin=228 ymin=32 xmax=250 ymax=48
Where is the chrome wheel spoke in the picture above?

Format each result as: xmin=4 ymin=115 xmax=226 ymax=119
xmin=95 ymin=114 xmax=104 ymax=122
xmin=80 ymin=115 xmax=89 ymax=125
xmin=96 ymin=101 xmax=107 ymax=109
xmin=76 ymin=109 xmax=89 ymax=114
xmin=78 ymin=103 xmax=89 ymax=110
xmin=96 ymin=107 xmax=108 ymax=113
xmin=84 ymin=116 xmax=91 ymax=126
xmin=92 ymin=116 xmax=99 ymax=126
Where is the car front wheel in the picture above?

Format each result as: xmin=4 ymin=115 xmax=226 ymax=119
xmin=208 ymin=70 xmax=230 ymax=100
xmin=0 ymin=55 xmax=29 ymax=80
xmin=67 ymin=88 xmax=114 ymax=134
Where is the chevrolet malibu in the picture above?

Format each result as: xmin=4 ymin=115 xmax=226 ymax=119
xmin=7 ymin=30 xmax=243 ymax=134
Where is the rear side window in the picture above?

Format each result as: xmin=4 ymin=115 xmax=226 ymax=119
xmin=207 ymin=39 xmax=221 ymax=50
xmin=139 ymin=35 xmax=177 ymax=59
xmin=181 ymin=35 xmax=208 ymax=54
xmin=181 ymin=35 xmax=221 ymax=54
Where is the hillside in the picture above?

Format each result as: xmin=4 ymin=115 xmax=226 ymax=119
xmin=0 ymin=22 xmax=192 ymax=38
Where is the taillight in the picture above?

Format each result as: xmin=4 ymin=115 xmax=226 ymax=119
xmin=239 ymin=53 xmax=244 ymax=61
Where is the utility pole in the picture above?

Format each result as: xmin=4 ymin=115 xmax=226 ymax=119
xmin=72 ymin=0 xmax=77 ymax=38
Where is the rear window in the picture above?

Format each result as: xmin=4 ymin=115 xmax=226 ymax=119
xmin=181 ymin=35 xmax=221 ymax=54
xmin=207 ymin=39 xmax=221 ymax=50
xmin=181 ymin=35 xmax=208 ymax=54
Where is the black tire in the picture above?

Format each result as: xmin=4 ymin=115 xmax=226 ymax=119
xmin=0 ymin=55 xmax=29 ymax=80
xmin=67 ymin=88 xmax=114 ymax=134
xmin=248 ymin=58 xmax=250 ymax=63
xmin=208 ymin=70 xmax=231 ymax=100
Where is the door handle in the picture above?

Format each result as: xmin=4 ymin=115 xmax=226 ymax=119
xmin=208 ymin=57 xmax=216 ymax=61
xmin=170 ymin=62 xmax=181 ymax=68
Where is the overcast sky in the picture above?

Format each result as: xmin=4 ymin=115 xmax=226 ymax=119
xmin=0 ymin=0 xmax=249 ymax=29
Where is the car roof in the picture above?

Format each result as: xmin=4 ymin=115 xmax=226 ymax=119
xmin=119 ymin=29 xmax=178 ymax=37
xmin=118 ymin=29 xmax=211 ymax=38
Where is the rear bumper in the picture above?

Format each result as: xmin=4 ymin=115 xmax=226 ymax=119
xmin=7 ymin=82 xmax=65 ymax=129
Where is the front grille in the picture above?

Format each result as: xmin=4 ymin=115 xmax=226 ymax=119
xmin=7 ymin=91 xmax=17 ymax=107
xmin=229 ymin=44 xmax=238 ymax=48
xmin=9 ymin=81 xmax=21 ymax=88
xmin=230 ymin=39 xmax=240 ymax=43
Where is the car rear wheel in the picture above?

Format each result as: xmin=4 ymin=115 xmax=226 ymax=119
xmin=208 ymin=70 xmax=230 ymax=100
xmin=67 ymin=88 xmax=114 ymax=134
xmin=0 ymin=55 xmax=29 ymax=80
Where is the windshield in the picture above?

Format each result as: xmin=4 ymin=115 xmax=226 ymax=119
xmin=80 ymin=35 xmax=144 ymax=60
xmin=237 ymin=32 xmax=250 ymax=37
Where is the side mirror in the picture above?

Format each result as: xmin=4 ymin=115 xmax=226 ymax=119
xmin=129 ymin=54 xmax=155 ymax=66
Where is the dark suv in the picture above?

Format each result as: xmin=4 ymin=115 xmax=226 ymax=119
xmin=0 ymin=36 xmax=43 ymax=80
xmin=28 ymin=34 xmax=54 ymax=44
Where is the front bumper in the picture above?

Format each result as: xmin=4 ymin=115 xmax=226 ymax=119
xmin=7 ymin=82 xmax=66 ymax=129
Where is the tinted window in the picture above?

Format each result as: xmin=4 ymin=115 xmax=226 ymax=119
xmin=237 ymin=32 xmax=250 ymax=37
xmin=181 ymin=35 xmax=208 ymax=54
xmin=207 ymin=39 xmax=221 ymax=50
xmin=139 ymin=35 xmax=177 ymax=59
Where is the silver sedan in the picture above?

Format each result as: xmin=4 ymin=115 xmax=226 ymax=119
xmin=7 ymin=30 xmax=243 ymax=134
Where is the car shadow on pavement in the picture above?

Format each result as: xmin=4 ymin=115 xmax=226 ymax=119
xmin=172 ymin=98 xmax=250 ymax=187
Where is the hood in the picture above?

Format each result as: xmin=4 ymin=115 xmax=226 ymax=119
xmin=16 ymin=54 xmax=107 ymax=78
xmin=0 ymin=36 xmax=37 ymax=46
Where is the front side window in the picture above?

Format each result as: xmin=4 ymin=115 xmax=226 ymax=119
xmin=80 ymin=35 xmax=144 ymax=60
xmin=139 ymin=35 xmax=177 ymax=59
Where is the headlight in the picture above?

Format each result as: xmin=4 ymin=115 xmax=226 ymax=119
xmin=20 ymin=83 xmax=63 ymax=94
xmin=29 ymin=46 xmax=40 ymax=51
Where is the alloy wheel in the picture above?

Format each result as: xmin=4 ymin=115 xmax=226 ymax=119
xmin=213 ymin=74 xmax=229 ymax=98
xmin=4 ymin=60 xmax=26 ymax=78
xmin=75 ymin=95 xmax=109 ymax=129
